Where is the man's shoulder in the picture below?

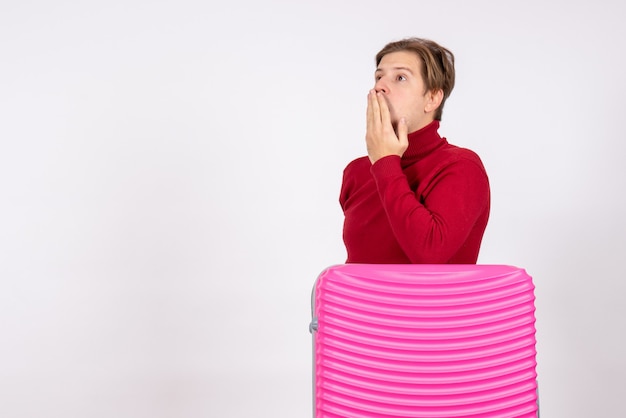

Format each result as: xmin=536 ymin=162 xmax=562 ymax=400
xmin=438 ymin=143 xmax=486 ymax=170
xmin=343 ymin=156 xmax=371 ymax=174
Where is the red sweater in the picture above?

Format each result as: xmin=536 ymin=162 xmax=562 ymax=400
xmin=340 ymin=120 xmax=490 ymax=264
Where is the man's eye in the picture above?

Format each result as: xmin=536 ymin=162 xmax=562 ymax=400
xmin=397 ymin=75 xmax=407 ymax=81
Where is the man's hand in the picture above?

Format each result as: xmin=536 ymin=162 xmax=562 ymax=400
xmin=365 ymin=90 xmax=409 ymax=164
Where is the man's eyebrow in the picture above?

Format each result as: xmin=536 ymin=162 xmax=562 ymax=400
xmin=375 ymin=66 xmax=414 ymax=74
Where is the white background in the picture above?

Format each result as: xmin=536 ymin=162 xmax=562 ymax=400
xmin=1 ymin=1 xmax=625 ymax=417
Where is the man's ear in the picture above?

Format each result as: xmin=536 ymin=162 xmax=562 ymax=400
xmin=425 ymin=89 xmax=444 ymax=113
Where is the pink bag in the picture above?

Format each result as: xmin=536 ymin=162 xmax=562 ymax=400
xmin=310 ymin=264 xmax=538 ymax=417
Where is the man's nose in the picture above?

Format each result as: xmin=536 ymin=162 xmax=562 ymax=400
xmin=374 ymin=78 xmax=388 ymax=94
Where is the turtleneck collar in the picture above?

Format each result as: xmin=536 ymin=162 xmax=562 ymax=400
xmin=401 ymin=120 xmax=446 ymax=168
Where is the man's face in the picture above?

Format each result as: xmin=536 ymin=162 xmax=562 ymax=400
xmin=374 ymin=50 xmax=435 ymax=133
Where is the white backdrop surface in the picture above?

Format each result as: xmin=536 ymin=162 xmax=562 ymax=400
xmin=1 ymin=1 xmax=625 ymax=417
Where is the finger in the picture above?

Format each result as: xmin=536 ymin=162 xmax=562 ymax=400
xmin=376 ymin=92 xmax=392 ymax=128
xmin=366 ymin=90 xmax=375 ymax=131
xmin=397 ymin=117 xmax=409 ymax=147
xmin=369 ymin=90 xmax=381 ymax=125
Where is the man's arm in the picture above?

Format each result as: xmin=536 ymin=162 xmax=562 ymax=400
xmin=371 ymin=155 xmax=490 ymax=263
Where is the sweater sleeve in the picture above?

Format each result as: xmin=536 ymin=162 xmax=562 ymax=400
xmin=370 ymin=154 xmax=490 ymax=264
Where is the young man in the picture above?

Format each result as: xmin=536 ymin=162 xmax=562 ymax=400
xmin=340 ymin=37 xmax=490 ymax=264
